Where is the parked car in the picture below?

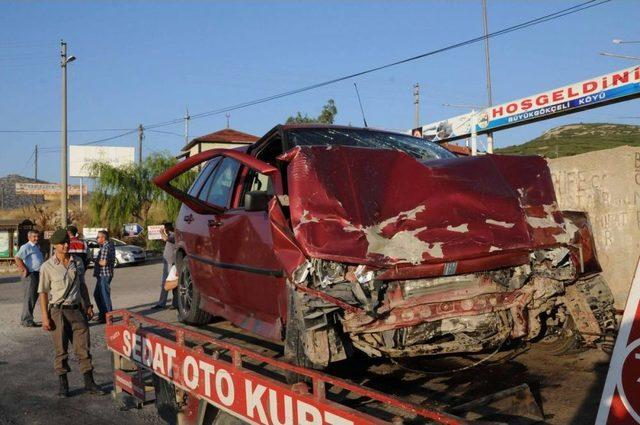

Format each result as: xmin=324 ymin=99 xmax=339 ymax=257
xmin=154 ymin=124 xmax=616 ymax=372
xmin=87 ymin=237 xmax=146 ymax=267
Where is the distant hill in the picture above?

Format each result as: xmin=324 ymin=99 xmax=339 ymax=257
xmin=0 ymin=174 xmax=47 ymax=210
xmin=496 ymin=123 xmax=640 ymax=158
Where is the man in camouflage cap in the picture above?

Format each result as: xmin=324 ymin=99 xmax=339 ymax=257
xmin=38 ymin=228 xmax=102 ymax=397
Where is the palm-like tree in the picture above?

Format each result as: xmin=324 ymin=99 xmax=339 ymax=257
xmin=89 ymin=152 xmax=195 ymax=232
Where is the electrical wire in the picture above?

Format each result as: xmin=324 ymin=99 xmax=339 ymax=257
xmin=4 ymin=0 xmax=611 ymax=147
xmin=0 ymin=128 xmax=135 ymax=133
xmin=142 ymin=0 xmax=611 ymax=129
xmin=17 ymin=150 xmax=36 ymax=175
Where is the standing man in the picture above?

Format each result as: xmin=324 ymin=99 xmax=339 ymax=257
xmin=14 ymin=229 xmax=44 ymax=327
xmin=38 ymin=228 xmax=101 ymax=397
xmin=153 ymin=222 xmax=178 ymax=309
xmin=67 ymin=225 xmax=88 ymax=269
xmin=92 ymin=230 xmax=115 ymax=324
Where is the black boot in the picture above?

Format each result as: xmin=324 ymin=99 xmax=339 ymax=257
xmin=58 ymin=374 xmax=69 ymax=398
xmin=83 ymin=371 xmax=102 ymax=395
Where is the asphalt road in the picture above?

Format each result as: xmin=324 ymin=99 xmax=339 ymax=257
xmin=0 ymin=259 xmax=613 ymax=425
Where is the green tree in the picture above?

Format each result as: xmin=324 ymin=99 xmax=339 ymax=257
xmin=286 ymin=99 xmax=337 ymax=124
xmin=89 ymin=152 xmax=196 ymax=233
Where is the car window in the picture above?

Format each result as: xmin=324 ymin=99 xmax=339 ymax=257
xmin=111 ymin=239 xmax=126 ymax=246
xmin=188 ymin=157 xmax=221 ymax=198
xmin=287 ymin=128 xmax=455 ymax=161
xmin=202 ymin=157 xmax=240 ymax=208
xmin=240 ymin=170 xmax=273 ymax=207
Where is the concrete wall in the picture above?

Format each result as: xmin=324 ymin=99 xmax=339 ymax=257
xmin=547 ymin=146 xmax=640 ymax=308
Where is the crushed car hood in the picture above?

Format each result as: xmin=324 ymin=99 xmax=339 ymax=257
xmin=279 ymin=145 xmax=569 ymax=267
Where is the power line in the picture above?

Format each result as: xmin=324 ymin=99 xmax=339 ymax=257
xmin=141 ymin=0 xmax=610 ymax=129
xmin=39 ymin=129 xmax=139 ymax=152
xmin=0 ymin=128 xmax=134 ymax=133
xmin=17 ymin=150 xmax=36 ymax=176
xmin=5 ymin=0 xmax=610 ymax=148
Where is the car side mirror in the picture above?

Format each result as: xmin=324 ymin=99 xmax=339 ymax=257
xmin=244 ymin=191 xmax=271 ymax=212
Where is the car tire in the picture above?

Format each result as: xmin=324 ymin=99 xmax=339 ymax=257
xmin=152 ymin=375 xmax=180 ymax=424
xmin=536 ymin=315 xmax=585 ymax=356
xmin=284 ymin=286 xmax=319 ymax=384
xmin=176 ymin=259 xmax=212 ymax=325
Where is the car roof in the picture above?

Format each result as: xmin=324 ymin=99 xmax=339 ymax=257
xmin=249 ymin=124 xmax=414 ymax=150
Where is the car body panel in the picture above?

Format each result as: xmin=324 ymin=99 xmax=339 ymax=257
xmin=281 ymin=145 xmax=566 ymax=270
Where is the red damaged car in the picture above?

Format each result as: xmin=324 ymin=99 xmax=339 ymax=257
xmin=154 ymin=125 xmax=616 ymax=369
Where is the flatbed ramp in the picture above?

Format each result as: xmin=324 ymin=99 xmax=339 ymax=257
xmin=106 ymin=310 xmax=542 ymax=424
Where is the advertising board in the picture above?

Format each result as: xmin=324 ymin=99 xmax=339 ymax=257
xmin=147 ymin=225 xmax=165 ymax=240
xmin=416 ymin=65 xmax=640 ymax=143
xmin=83 ymin=227 xmax=107 ymax=239
xmin=123 ymin=223 xmax=143 ymax=237
xmin=15 ymin=182 xmax=87 ymax=196
xmin=69 ymin=145 xmax=135 ymax=177
xmin=0 ymin=231 xmax=10 ymax=258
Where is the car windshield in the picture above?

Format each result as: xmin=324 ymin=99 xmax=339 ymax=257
xmin=286 ymin=128 xmax=455 ymax=161
xmin=111 ymin=238 xmax=126 ymax=246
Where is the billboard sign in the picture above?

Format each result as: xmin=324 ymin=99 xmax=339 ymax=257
xmin=416 ymin=65 xmax=640 ymax=143
xmin=83 ymin=227 xmax=107 ymax=239
xmin=123 ymin=223 xmax=143 ymax=237
xmin=147 ymin=225 xmax=165 ymax=240
xmin=70 ymin=145 xmax=135 ymax=177
xmin=15 ymin=182 xmax=87 ymax=196
xmin=0 ymin=231 xmax=10 ymax=258
xmin=597 ymin=257 xmax=640 ymax=424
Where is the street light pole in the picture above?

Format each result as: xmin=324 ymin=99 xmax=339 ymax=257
xmin=60 ymin=40 xmax=76 ymax=228
xmin=482 ymin=0 xmax=494 ymax=154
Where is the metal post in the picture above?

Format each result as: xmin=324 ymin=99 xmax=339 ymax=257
xmin=34 ymin=145 xmax=38 ymax=182
xmin=413 ymin=83 xmax=420 ymax=129
xmin=184 ymin=108 xmax=190 ymax=147
xmin=138 ymin=124 xmax=144 ymax=164
xmin=482 ymin=0 xmax=494 ymax=153
xmin=60 ymin=41 xmax=69 ymax=228
xmin=79 ymin=177 xmax=83 ymax=211
xmin=471 ymin=110 xmax=478 ymax=156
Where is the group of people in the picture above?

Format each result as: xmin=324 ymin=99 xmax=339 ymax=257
xmin=14 ymin=223 xmax=177 ymax=398
xmin=14 ymin=226 xmax=115 ymax=397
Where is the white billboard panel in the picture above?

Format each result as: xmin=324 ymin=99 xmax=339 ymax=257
xmin=70 ymin=145 xmax=135 ymax=177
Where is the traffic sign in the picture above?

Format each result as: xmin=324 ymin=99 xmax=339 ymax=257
xmin=597 ymin=257 xmax=640 ymax=424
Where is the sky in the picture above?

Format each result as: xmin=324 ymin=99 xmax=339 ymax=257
xmin=1 ymin=0 xmax=639 ymax=184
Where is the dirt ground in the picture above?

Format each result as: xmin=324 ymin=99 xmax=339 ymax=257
xmin=0 ymin=260 xmax=612 ymax=424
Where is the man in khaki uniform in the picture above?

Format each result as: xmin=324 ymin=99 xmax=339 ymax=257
xmin=38 ymin=229 xmax=102 ymax=397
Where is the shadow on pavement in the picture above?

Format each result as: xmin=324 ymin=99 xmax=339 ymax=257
xmin=569 ymin=359 xmax=610 ymax=424
xmin=0 ymin=275 xmax=20 ymax=285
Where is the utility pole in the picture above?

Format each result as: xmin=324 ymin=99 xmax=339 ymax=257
xmin=60 ymin=40 xmax=76 ymax=228
xmin=413 ymin=83 xmax=420 ymax=129
xmin=184 ymin=108 xmax=190 ymax=147
xmin=482 ymin=0 xmax=494 ymax=154
xmin=226 ymin=113 xmax=230 ymax=129
xmin=34 ymin=145 xmax=38 ymax=182
xmin=138 ymin=124 xmax=144 ymax=164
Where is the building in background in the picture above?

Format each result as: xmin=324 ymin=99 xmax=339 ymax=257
xmin=177 ymin=128 xmax=259 ymax=160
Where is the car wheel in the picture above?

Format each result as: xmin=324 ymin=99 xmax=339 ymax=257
xmin=537 ymin=315 xmax=585 ymax=356
xmin=284 ymin=286 xmax=319 ymax=384
xmin=176 ymin=259 xmax=212 ymax=325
